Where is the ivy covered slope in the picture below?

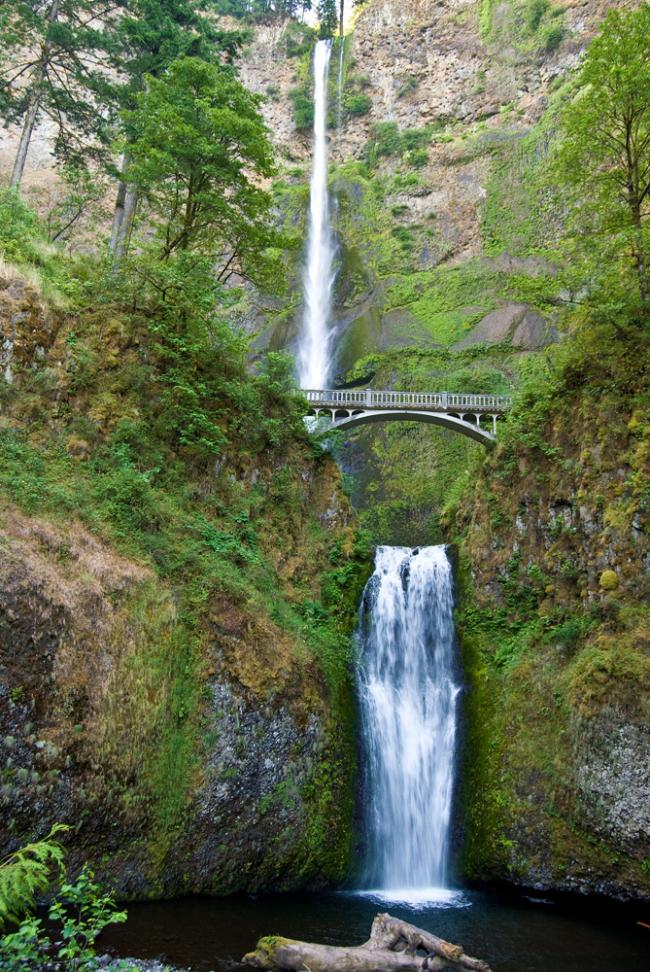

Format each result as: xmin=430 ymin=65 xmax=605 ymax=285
xmin=452 ymin=330 xmax=650 ymax=901
xmin=0 ymin=255 xmax=368 ymax=897
xmin=448 ymin=7 xmax=650 ymax=901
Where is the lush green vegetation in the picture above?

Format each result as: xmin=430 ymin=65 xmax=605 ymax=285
xmin=445 ymin=3 xmax=650 ymax=891
xmin=0 ymin=0 xmax=649 ymax=913
xmin=451 ymin=326 xmax=650 ymax=889
xmin=0 ymin=175 xmax=367 ymax=879
xmin=0 ymin=827 xmax=129 ymax=970
xmin=551 ymin=4 xmax=650 ymax=323
xmin=479 ymin=0 xmax=567 ymax=52
xmin=0 ymin=0 xmax=366 ymax=897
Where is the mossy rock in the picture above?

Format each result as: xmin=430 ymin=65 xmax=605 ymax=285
xmin=599 ymin=569 xmax=619 ymax=591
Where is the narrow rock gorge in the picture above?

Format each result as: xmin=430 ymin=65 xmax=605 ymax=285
xmin=0 ymin=0 xmax=648 ymax=949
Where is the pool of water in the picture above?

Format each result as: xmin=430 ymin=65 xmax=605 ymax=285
xmin=99 ymin=887 xmax=650 ymax=972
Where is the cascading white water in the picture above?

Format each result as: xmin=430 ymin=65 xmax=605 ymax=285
xmin=297 ymin=40 xmax=336 ymax=390
xmin=357 ymin=545 xmax=460 ymax=903
xmin=336 ymin=40 xmax=345 ymax=128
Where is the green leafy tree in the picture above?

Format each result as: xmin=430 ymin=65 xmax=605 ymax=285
xmin=0 ymin=1 xmax=114 ymax=188
xmin=216 ymin=1 xmax=313 ymax=16
xmin=124 ymin=56 xmax=278 ymax=282
xmin=317 ymin=0 xmax=338 ymax=37
xmin=553 ymin=5 xmax=650 ymax=315
xmin=104 ymin=251 xmax=302 ymax=461
xmin=132 ymin=252 xmax=248 ymax=459
xmin=106 ymin=0 xmax=245 ymax=264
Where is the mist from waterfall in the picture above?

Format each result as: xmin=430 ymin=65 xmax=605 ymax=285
xmin=297 ymin=40 xmax=335 ymax=390
xmin=356 ymin=545 xmax=461 ymax=905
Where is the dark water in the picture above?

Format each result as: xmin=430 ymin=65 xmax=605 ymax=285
xmin=100 ymin=888 xmax=650 ymax=972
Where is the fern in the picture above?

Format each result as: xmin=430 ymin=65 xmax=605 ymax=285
xmin=0 ymin=824 xmax=69 ymax=927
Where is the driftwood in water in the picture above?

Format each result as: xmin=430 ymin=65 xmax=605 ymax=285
xmin=243 ymin=912 xmax=493 ymax=972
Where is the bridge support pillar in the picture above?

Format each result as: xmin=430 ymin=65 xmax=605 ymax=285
xmin=474 ymin=413 xmax=481 ymax=428
xmin=491 ymin=414 xmax=497 ymax=435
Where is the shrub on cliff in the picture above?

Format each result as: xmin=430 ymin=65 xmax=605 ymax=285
xmin=345 ymin=93 xmax=372 ymax=117
xmin=0 ymin=825 xmax=127 ymax=970
xmin=290 ymin=84 xmax=315 ymax=130
xmin=0 ymin=189 xmax=73 ymax=302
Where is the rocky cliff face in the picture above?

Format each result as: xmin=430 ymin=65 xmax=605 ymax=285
xmin=0 ymin=507 xmax=353 ymax=896
xmin=450 ymin=342 xmax=650 ymax=901
xmin=243 ymin=0 xmax=620 ymax=355
xmin=0 ymin=275 xmax=366 ymax=896
xmin=2 ymin=0 xmax=647 ymax=907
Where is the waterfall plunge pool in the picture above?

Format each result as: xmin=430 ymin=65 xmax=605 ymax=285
xmin=99 ymin=888 xmax=649 ymax=972
xmin=99 ymin=546 xmax=649 ymax=971
xmin=354 ymin=887 xmax=466 ymax=908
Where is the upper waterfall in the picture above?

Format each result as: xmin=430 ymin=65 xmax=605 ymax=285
xmin=297 ymin=39 xmax=336 ymax=390
xmin=356 ymin=545 xmax=460 ymax=903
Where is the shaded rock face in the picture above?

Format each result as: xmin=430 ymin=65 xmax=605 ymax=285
xmin=0 ymin=491 xmax=355 ymax=897
xmin=0 ymin=277 xmax=57 ymax=381
xmin=455 ymin=380 xmax=650 ymax=902
xmin=453 ymin=303 xmax=555 ymax=349
xmin=573 ymin=720 xmax=650 ymax=853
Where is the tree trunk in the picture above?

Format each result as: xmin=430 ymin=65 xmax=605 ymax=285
xmin=339 ymin=0 xmax=345 ymax=36
xmin=111 ymin=183 xmax=138 ymax=269
xmin=10 ymin=97 xmax=41 ymax=189
xmin=9 ymin=0 xmax=61 ymax=189
xmin=630 ymin=200 xmax=649 ymax=306
xmin=110 ymin=177 xmax=128 ymax=253
xmin=243 ymin=913 xmax=493 ymax=972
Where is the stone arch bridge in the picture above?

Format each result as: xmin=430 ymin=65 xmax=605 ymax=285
xmin=304 ymin=389 xmax=513 ymax=446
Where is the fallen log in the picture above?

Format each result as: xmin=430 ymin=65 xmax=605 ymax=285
xmin=243 ymin=912 xmax=493 ymax=972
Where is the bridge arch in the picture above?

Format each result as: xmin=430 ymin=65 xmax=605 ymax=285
xmin=314 ymin=408 xmax=497 ymax=446
xmin=304 ymin=389 xmax=511 ymax=448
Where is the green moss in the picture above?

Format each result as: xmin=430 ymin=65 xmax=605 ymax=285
xmin=567 ymin=638 xmax=650 ymax=720
xmin=481 ymin=132 xmax=547 ymax=256
xmin=599 ymin=569 xmax=619 ymax=591
xmin=455 ymin=558 xmax=511 ymax=878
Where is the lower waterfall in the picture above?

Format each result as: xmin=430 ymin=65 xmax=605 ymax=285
xmin=356 ymin=545 xmax=460 ymax=903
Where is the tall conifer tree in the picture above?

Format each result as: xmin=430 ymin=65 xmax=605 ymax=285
xmin=0 ymin=0 xmax=115 ymax=187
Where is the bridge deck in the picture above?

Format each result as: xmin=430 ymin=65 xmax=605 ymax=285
xmin=304 ymin=389 xmax=512 ymax=413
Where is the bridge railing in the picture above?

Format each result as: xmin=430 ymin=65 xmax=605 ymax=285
xmin=304 ymin=389 xmax=512 ymax=413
